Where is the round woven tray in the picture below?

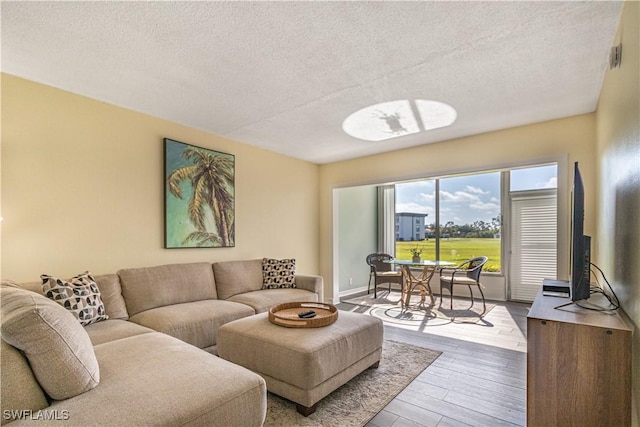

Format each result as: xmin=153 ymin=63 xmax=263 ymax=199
xmin=268 ymin=302 xmax=338 ymax=328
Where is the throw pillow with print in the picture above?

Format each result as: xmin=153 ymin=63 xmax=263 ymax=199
xmin=262 ymin=258 xmax=296 ymax=289
xmin=41 ymin=272 xmax=109 ymax=326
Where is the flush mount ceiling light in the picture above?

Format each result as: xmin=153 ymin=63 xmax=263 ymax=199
xmin=342 ymin=99 xmax=457 ymax=142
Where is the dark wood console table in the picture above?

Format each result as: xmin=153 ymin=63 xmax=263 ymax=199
xmin=527 ymin=289 xmax=632 ymax=426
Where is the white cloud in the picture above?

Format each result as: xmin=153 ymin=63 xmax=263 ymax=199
xmin=439 ymin=190 xmax=480 ymax=202
xmin=399 ymin=180 xmax=501 ymax=225
xmin=543 ymin=177 xmax=558 ymax=188
xmin=439 ymin=207 xmax=456 ymax=221
xmin=465 ymin=185 xmax=489 ymax=195
xmin=418 ymin=192 xmax=435 ymax=202
xmin=469 ymin=201 xmax=500 ymax=212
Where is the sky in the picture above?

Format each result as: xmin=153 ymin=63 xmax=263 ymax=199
xmin=396 ymin=165 xmax=557 ymax=226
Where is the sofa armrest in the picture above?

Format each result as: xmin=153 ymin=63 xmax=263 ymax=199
xmin=295 ymin=275 xmax=324 ymax=302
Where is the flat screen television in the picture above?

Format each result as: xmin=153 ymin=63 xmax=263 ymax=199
xmin=570 ymin=162 xmax=591 ymax=302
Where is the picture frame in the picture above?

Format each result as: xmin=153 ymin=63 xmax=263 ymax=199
xmin=164 ymin=138 xmax=235 ymax=248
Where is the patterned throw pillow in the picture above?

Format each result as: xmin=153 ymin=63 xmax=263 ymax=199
xmin=262 ymin=258 xmax=296 ymax=289
xmin=41 ymin=272 xmax=109 ymax=326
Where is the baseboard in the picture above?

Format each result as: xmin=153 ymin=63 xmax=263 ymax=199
xmin=339 ymin=285 xmax=369 ymax=298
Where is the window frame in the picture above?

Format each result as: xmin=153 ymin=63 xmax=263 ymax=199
xmin=389 ymin=162 xmax=559 ymax=275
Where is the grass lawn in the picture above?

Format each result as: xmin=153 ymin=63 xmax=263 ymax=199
xmin=396 ymin=238 xmax=501 ymax=272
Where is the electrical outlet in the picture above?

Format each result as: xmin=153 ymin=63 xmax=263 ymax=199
xmin=349 ymin=277 xmax=353 ymax=285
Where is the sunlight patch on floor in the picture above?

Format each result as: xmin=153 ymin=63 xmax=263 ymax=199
xmin=342 ymin=302 xmax=529 ymax=353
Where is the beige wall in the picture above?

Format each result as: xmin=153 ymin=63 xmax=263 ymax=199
xmin=1 ymin=75 xmax=320 ymax=282
xmin=595 ymin=1 xmax=640 ymax=424
xmin=319 ymin=114 xmax=597 ymax=301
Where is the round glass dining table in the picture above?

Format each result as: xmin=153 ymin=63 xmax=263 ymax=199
xmin=384 ymin=259 xmax=456 ymax=307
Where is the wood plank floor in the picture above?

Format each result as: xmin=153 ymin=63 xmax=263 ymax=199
xmin=336 ymin=296 xmax=531 ymax=427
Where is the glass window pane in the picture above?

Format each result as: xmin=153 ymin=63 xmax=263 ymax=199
xmin=510 ymin=164 xmax=558 ymax=191
xmin=394 ymin=180 xmax=436 ymax=261
xmin=439 ymin=172 xmax=501 ymax=272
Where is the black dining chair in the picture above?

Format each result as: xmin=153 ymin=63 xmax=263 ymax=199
xmin=366 ymin=253 xmax=403 ymax=298
xmin=438 ymin=256 xmax=488 ymax=312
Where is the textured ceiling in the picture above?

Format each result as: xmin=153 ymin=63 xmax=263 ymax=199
xmin=1 ymin=1 xmax=623 ymax=164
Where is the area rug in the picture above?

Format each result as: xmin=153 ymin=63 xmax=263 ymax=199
xmin=263 ymin=340 xmax=441 ymax=427
xmin=344 ymin=291 xmax=495 ymax=326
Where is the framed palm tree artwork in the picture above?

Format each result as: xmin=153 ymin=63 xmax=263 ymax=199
xmin=164 ymin=138 xmax=235 ymax=248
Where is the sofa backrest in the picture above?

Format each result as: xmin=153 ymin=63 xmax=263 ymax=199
xmin=1 ymin=340 xmax=49 ymax=425
xmin=19 ymin=274 xmax=129 ymax=321
xmin=212 ymin=259 xmax=263 ymax=300
xmin=94 ymin=274 xmax=129 ymax=320
xmin=118 ymin=262 xmax=217 ymax=317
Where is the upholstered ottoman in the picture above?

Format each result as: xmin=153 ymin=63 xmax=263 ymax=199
xmin=217 ymin=310 xmax=383 ymax=416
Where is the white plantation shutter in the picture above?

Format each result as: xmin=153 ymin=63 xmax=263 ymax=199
xmin=510 ymin=191 xmax=557 ymax=301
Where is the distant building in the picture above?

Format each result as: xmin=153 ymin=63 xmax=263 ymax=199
xmin=395 ymin=212 xmax=428 ymax=241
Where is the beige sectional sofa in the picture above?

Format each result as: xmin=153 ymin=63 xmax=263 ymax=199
xmin=1 ymin=259 xmax=323 ymax=426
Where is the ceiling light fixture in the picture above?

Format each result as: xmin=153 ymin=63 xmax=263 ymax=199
xmin=342 ymin=99 xmax=457 ymax=142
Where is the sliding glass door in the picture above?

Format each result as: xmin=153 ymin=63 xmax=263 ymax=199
xmin=390 ymin=163 xmax=558 ymax=282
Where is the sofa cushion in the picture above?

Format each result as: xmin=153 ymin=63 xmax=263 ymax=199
xmin=128 ymin=300 xmax=255 ymax=349
xmin=0 ymin=340 xmax=49 ymax=425
xmin=93 ymin=274 xmax=129 ymax=320
xmin=228 ymin=289 xmax=318 ymax=313
xmin=262 ymin=258 xmax=296 ymax=289
xmin=118 ymin=262 xmax=217 ymax=316
xmin=41 ymin=272 xmax=109 ymax=326
xmin=213 ymin=259 xmax=263 ymax=300
xmin=0 ymin=286 xmax=100 ymax=400
xmin=28 ymin=333 xmax=266 ymax=427
xmin=84 ymin=319 xmax=154 ymax=346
